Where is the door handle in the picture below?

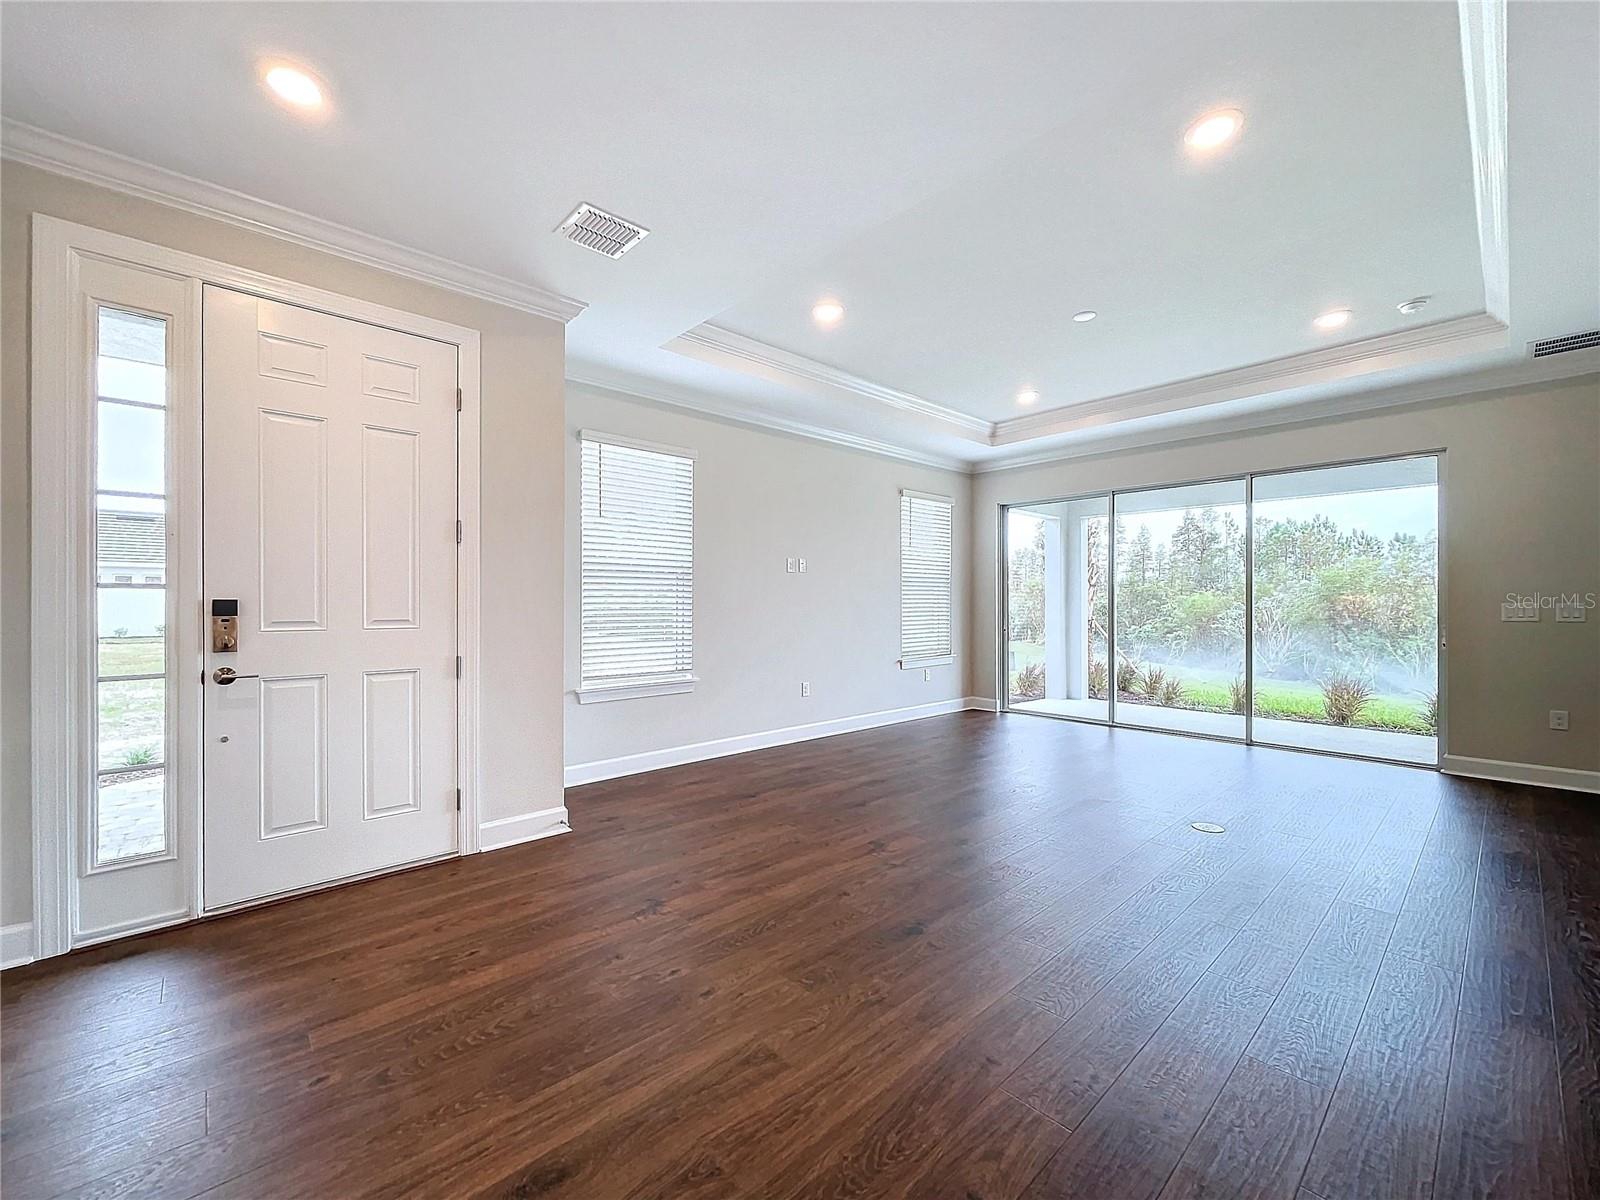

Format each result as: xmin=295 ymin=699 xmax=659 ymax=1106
xmin=211 ymin=667 xmax=260 ymax=686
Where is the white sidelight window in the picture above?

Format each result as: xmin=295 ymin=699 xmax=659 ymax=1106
xmin=578 ymin=432 xmax=696 ymax=702
xmin=93 ymin=307 xmax=173 ymax=866
xmin=899 ymin=489 xmax=954 ymax=668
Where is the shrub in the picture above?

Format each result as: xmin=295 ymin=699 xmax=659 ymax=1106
xmin=1321 ymin=675 xmax=1375 ymax=726
xmin=1088 ymin=659 xmax=1108 ymax=699
xmin=1014 ymin=662 xmax=1045 ymax=700
xmin=122 ymin=746 xmax=157 ymax=767
xmin=1116 ymin=660 xmax=1141 ymax=695
xmin=1158 ymin=676 xmax=1186 ymax=707
xmin=1424 ymin=691 xmax=1439 ymax=733
xmin=1139 ymin=665 xmax=1170 ymax=701
xmin=1229 ymin=675 xmax=1248 ymax=714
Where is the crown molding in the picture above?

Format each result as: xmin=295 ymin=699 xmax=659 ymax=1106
xmin=989 ymin=311 xmax=1509 ymax=445
xmin=970 ymin=356 xmax=1600 ymax=475
xmin=665 ymin=322 xmax=993 ymax=438
xmin=0 ymin=119 xmax=588 ymax=324
xmin=565 ymin=363 xmax=970 ymax=473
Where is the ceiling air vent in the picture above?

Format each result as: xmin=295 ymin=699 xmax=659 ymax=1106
xmin=1529 ymin=329 xmax=1600 ymax=358
xmin=556 ymin=203 xmax=649 ymax=259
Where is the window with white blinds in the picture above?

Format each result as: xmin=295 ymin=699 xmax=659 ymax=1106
xmin=579 ymin=433 xmax=696 ymax=697
xmin=899 ymin=489 xmax=954 ymax=667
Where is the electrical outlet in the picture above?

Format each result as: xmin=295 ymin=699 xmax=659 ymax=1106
xmin=923 ymin=668 xmax=931 ymax=682
xmin=1550 ymin=709 xmax=1570 ymax=731
xmin=798 ymin=557 xmax=807 ymax=573
xmin=801 ymin=681 xmax=811 ymax=698
xmin=786 ymin=557 xmax=796 ymax=573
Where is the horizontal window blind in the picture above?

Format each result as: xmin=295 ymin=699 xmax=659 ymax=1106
xmin=900 ymin=490 xmax=953 ymax=663
xmin=580 ymin=436 xmax=694 ymax=688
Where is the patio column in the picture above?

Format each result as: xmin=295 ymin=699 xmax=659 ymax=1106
xmin=1063 ymin=515 xmax=1089 ymax=698
xmin=1043 ymin=517 xmax=1067 ymax=699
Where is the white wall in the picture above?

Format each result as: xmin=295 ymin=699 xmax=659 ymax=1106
xmin=1 ymin=161 xmax=569 ymax=928
xmin=971 ymin=376 xmax=1600 ymax=780
xmin=564 ymin=383 xmax=973 ymax=780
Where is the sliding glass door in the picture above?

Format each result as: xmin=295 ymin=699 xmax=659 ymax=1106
xmin=1002 ymin=453 xmax=1440 ymax=767
xmin=1251 ymin=457 xmax=1438 ymax=765
xmin=1113 ymin=480 xmax=1247 ymax=741
xmin=1005 ymin=497 xmax=1109 ymax=721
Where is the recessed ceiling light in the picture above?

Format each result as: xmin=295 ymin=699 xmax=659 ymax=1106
xmin=812 ymin=299 xmax=845 ymax=328
xmin=1072 ymin=310 xmax=1097 ymax=323
xmin=263 ymin=63 xmax=325 ymax=110
xmin=1397 ymin=296 xmax=1431 ymax=315
xmin=1183 ymin=108 xmax=1244 ymax=152
xmin=1313 ymin=308 xmax=1353 ymax=331
xmin=1017 ymin=388 xmax=1040 ymax=406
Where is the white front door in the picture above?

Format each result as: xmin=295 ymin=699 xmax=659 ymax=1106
xmin=202 ymin=287 xmax=459 ymax=909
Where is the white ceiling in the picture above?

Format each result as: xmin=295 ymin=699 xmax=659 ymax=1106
xmin=3 ymin=1 xmax=1596 ymax=469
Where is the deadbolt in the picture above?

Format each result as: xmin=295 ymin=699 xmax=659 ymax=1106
xmin=211 ymin=598 xmax=240 ymax=654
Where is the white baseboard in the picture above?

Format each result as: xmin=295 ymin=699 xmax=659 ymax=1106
xmin=565 ymin=696 xmax=993 ymax=787
xmin=966 ymin=696 xmax=1000 ymax=712
xmin=2 ymin=922 xmax=35 ymax=970
xmin=1442 ymin=755 xmax=1600 ymax=794
xmin=479 ymin=806 xmax=572 ymax=852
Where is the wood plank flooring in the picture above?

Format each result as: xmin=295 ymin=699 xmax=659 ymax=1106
xmin=2 ymin=713 xmax=1596 ymax=1199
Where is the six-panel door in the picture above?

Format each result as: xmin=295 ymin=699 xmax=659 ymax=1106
xmin=202 ymin=287 xmax=459 ymax=909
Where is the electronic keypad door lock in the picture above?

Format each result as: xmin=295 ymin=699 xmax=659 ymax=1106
xmin=211 ymin=598 xmax=239 ymax=654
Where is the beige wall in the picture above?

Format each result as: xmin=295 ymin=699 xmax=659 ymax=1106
xmin=971 ymin=376 xmax=1600 ymax=776
xmin=1 ymin=161 xmax=568 ymax=927
xmin=564 ymin=384 xmax=972 ymax=773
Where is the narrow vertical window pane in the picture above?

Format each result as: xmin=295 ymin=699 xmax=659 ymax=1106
xmin=1251 ymin=457 xmax=1439 ymax=765
xmin=96 ymin=403 xmax=166 ymax=495
xmin=97 ymin=771 xmax=167 ymax=863
xmin=1113 ymin=479 xmax=1247 ymax=740
xmin=94 ymin=307 xmax=169 ymax=863
xmin=98 ymin=588 xmax=167 ymax=677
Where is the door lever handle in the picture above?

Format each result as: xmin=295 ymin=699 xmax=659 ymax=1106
xmin=211 ymin=667 xmax=260 ymax=686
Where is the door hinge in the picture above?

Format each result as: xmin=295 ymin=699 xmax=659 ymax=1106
xmin=456 ymin=788 xmax=462 ymax=811
xmin=456 ymin=655 xmax=463 ymax=679
xmin=456 ymin=519 xmax=463 ymax=544
xmin=456 ymin=387 xmax=463 ymax=412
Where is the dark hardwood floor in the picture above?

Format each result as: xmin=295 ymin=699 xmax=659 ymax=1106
xmin=3 ymin=713 xmax=1595 ymax=1199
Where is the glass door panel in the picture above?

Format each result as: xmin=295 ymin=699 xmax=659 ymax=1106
xmin=1251 ymin=457 xmax=1439 ymax=765
xmin=1113 ymin=479 xmax=1247 ymax=739
xmin=1006 ymin=497 xmax=1110 ymax=721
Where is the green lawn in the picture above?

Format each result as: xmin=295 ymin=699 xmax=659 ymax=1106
xmin=100 ymin=637 xmax=163 ymax=676
xmin=1008 ymin=639 xmax=1432 ymax=733
xmin=97 ymin=639 xmax=165 ymax=768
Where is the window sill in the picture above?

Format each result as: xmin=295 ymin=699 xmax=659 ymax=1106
xmin=576 ymin=676 xmax=698 ymax=704
xmin=900 ymin=655 xmax=955 ymax=670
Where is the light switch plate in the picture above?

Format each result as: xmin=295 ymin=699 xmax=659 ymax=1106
xmin=786 ymin=557 xmax=796 ymax=573
xmin=1555 ymin=600 xmax=1588 ymax=622
xmin=798 ymin=557 xmax=807 ymax=573
xmin=1501 ymin=601 xmax=1539 ymax=622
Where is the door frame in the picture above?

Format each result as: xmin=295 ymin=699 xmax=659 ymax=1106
xmin=29 ymin=214 xmax=484 ymax=960
xmin=996 ymin=448 xmax=1447 ymax=769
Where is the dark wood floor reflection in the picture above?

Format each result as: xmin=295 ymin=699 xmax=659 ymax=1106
xmin=3 ymin=713 xmax=1595 ymax=1199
